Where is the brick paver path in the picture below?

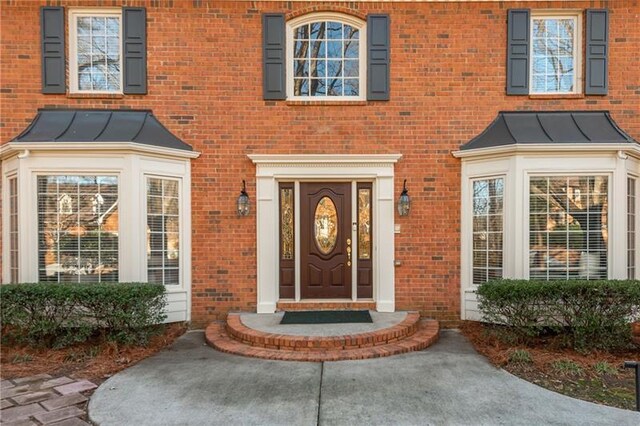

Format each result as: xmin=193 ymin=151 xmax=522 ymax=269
xmin=0 ymin=374 xmax=96 ymax=425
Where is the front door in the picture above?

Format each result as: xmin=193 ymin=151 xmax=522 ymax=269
xmin=300 ymin=182 xmax=352 ymax=298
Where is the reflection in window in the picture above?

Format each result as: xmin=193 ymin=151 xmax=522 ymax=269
xmin=293 ymin=20 xmax=360 ymax=97
xmin=629 ymin=177 xmax=636 ymax=279
xmin=314 ymin=196 xmax=338 ymax=254
xmin=37 ymin=176 xmax=119 ymax=282
xmin=9 ymin=177 xmax=18 ymax=283
xmin=472 ymin=178 xmax=504 ymax=285
xmin=529 ymin=176 xmax=608 ymax=280
xmin=75 ymin=14 xmax=121 ymax=92
xmin=147 ymin=178 xmax=180 ymax=285
xmin=531 ymin=17 xmax=576 ymax=93
xmin=358 ymin=188 xmax=371 ymax=259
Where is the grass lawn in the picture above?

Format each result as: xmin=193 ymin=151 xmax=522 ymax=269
xmin=461 ymin=321 xmax=639 ymax=411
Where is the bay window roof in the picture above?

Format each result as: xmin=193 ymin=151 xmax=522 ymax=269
xmin=461 ymin=111 xmax=637 ymax=151
xmin=12 ymin=109 xmax=192 ymax=152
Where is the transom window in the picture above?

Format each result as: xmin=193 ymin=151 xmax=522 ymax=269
xmin=531 ymin=14 xmax=580 ymax=94
xmin=288 ymin=14 xmax=365 ymax=100
xmin=529 ymin=176 xmax=608 ymax=280
xmin=69 ymin=10 xmax=122 ymax=93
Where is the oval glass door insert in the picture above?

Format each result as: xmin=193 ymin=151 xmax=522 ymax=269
xmin=314 ymin=196 xmax=338 ymax=254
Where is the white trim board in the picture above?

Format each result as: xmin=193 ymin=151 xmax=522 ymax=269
xmin=248 ymin=154 xmax=401 ymax=313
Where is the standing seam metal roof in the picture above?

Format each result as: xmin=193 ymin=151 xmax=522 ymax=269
xmin=11 ymin=109 xmax=192 ymax=151
xmin=461 ymin=111 xmax=637 ymax=151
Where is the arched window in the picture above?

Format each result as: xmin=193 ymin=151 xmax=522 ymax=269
xmin=287 ymin=13 xmax=366 ymax=100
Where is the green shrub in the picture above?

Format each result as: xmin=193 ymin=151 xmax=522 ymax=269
xmin=508 ymin=349 xmax=533 ymax=365
xmin=476 ymin=279 xmax=640 ymax=351
xmin=0 ymin=282 xmax=166 ymax=348
xmin=594 ymin=361 xmax=618 ymax=376
xmin=551 ymin=359 xmax=583 ymax=376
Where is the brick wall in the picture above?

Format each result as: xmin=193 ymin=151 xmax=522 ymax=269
xmin=1 ymin=1 xmax=639 ymax=326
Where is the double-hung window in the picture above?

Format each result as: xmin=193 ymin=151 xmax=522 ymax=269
xmin=531 ymin=14 xmax=580 ymax=94
xmin=69 ymin=9 xmax=122 ymax=93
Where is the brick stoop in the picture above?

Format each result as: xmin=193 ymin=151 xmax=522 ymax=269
xmin=205 ymin=314 xmax=440 ymax=362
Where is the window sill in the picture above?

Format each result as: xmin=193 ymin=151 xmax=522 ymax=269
xmin=528 ymin=94 xmax=585 ymax=100
xmin=285 ymin=100 xmax=368 ymax=106
xmin=67 ymin=93 xmax=125 ymax=99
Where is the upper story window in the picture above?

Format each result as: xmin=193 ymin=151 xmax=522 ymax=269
xmin=531 ymin=13 xmax=581 ymax=94
xmin=69 ymin=9 xmax=122 ymax=94
xmin=287 ymin=14 xmax=366 ymax=100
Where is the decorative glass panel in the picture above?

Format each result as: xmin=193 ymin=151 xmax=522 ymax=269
xmin=531 ymin=17 xmax=576 ymax=94
xmin=529 ymin=176 xmax=608 ymax=280
xmin=314 ymin=196 xmax=338 ymax=254
xmin=629 ymin=177 xmax=636 ymax=279
xmin=472 ymin=178 xmax=504 ymax=285
xmin=280 ymin=187 xmax=294 ymax=260
xmin=76 ymin=14 xmax=121 ymax=92
xmin=37 ymin=175 xmax=119 ymax=283
xmin=147 ymin=178 xmax=180 ymax=285
xmin=9 ymin=177 xmax=18 ymax=283
xmin=358 ymin=188 xmax=371 ymax=259
xmin=292 ymin=20 xmax=360 ymax=97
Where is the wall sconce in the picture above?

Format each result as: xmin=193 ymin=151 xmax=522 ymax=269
xmin=237 ymin=180 xmax=250 ymax=217
xmin=397 ymin=179 xmax=411 ymax=216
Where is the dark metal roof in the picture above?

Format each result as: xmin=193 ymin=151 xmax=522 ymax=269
xmin=461 ymin=111 xmax=637 ymax=151
xmin=12 ymin=109 xmax=192 ymax=151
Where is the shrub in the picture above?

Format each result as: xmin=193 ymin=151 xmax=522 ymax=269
xmin=551 ymin=359 xmax=583 ymax=376
xmin=476 ymin=279 xmax=640 ymax=351
xmin=0 ymin=282 xmax=167 ymax=348
xmin=594 ymin=361 xmax=618 ymax=376
xmin=507 ymin=349 xmax=533 ymax=365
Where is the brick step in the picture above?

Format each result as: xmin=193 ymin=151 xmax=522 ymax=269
xmin=205 ymin=319 xmax=439 ymax=362
xmin=275 ymin=301 xmax=377 ymax=312
xmin=225 ymin=312 xmax=422 ymax=351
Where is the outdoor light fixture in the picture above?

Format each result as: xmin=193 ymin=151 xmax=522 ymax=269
xmin=397 ymin=179 xmax=411 ymax=216
xmin=237 ymin=180 xmax=250 ymax=217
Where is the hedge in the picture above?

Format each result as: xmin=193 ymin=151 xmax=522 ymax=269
xmin=476 ymin=279 xmax=640 ymax=351
xmin=0 ymin=282 xmax=167 ymax=348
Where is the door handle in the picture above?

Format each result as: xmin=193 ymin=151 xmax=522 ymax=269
xmin=346 ymin=238 xmax=352 ymax=266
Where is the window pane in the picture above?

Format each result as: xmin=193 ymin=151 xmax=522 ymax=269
xmin=531 ymin=16 xmax=576 ymax=94
xmin=37 ymin=175 xmax=119 ymax=283
xmin=628 ymin=177 xmax=636 ymax=279
xmin=280 ymin=187 xmax=294 ymax=260
xmin=529 ymin=176 xmax=608 ymax=280
xmin=9 ymin=177 xmax=19 ymax=283
xmin=75 ymin=14 xmax=121 ymax=92
xmin=147 ymin=178 xmax=181 ymax=285
xmin=358 ymin=188 xmax=371 ymax=260
xmin=472 ymin=178 xmax=504 ymax=284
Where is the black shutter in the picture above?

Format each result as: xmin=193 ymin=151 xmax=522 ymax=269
xmin=506 ymin=9 xmax=530 ymax=95
xmin=40 ymin=6 xmax=66 ymax=94
xmin=262 ymin=14 xmax=286 ymax=100
xmin=123 ymin=7 xmax=147 ymax=94
xmin=367 ymin=14 xmax=390 ymax=101
xmin=585 ymin=9 xmax=609 ymax=95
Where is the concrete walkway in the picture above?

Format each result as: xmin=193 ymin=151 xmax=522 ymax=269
xmin=89 ymin=330 xmax=640 ymax=426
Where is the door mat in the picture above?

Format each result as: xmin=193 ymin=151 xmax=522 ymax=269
xmin=280 ymin=310 xmax=373 ymax=324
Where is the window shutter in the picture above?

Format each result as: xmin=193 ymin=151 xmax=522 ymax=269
xmin=367 ymin=14 xmax=390 ymax=101
xmin=123 ymin=7 xmax=147 ymax=94
xmin=585 ymin=9 xmax=609 ymax=95
xmin=506 ymin=9 xmax=530 ymax=95
xmin=40 ymin=6 xmax=66 ymax=94
xmin=262 ymin=14 xmax=286 ymax=100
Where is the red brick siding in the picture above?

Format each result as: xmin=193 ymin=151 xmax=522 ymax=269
xmin=1 ymin=1 xmax=639 ymax=327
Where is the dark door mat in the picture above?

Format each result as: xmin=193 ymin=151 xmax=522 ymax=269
xmin=280 ymin=310 xmax=373 ymax=324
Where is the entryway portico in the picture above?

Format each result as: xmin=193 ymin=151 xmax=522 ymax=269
xmin=248 ymin=154 xmax=402 ymax=313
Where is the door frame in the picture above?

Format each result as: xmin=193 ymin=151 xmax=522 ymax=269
xmin=249 ymin=154 xmax=401 ymax=313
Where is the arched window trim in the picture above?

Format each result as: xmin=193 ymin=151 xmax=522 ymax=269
xmin=286 ymin=12 xmax=367 ymax=101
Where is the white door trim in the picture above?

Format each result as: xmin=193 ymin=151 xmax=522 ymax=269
xmin=248 ymin=154 xmax=402 ymax=313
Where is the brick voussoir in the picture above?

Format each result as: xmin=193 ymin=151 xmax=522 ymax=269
xmin=205 ymin=319 xmax=439 ymax=362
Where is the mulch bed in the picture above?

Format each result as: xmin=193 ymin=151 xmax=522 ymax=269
xmin=1 ymin=323 xmax=187 ymax=385
xmin=460 ymin=321 xmax=640 ymax=411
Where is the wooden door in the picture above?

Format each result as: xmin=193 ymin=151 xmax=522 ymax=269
xmin=300 ymin=182 xmax=352 ymax=299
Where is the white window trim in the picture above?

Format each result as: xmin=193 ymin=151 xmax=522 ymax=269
xmin=248 ymin=154 xmax=401 ymax=314
xmin=628 ymin=173 xmax=639 ymax=280
xmin=286 ymin=12 xmax=367 ymax=101
xmin=143 ymin=175 xmax=183 ymax=287
xmin=529 ymin=11 xmax=582 ymax=95
xmin=68 ymin=8 xmax=123 ymax=94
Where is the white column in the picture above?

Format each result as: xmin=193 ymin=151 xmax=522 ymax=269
xmin=256 ymin=172 xmax=278 ymax=313
xmin=376 ymin=174 xmax=395 ymax=312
